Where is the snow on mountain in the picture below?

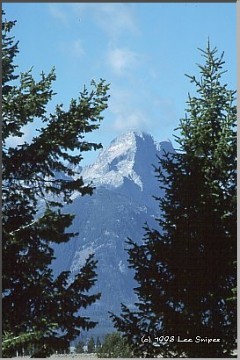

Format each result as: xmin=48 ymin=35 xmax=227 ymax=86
xmin=80 ymin=130 xmax=143 ymax=188
xmin=79 ymin=130 xmax=171 ymax=190
xmin=51 ymin=130 xmax=174 ymax=338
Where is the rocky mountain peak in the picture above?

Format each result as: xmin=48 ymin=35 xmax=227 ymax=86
xmin=79 ymin=130 xmax=173 ymax=191
xmin=52 ymin=130 xmax=174 ymax=338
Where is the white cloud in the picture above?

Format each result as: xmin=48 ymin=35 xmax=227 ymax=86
xmin=48 ymin=4 xmax=69 ymax=26
xmin=113 ymin=110 xmax=148 ymax=133
xmin=107 ymin=48 xmax=139 ymax=75
xmin=95 ymin=3 xmax=138 ymax=39
xmin=107 ymin=82 xmax=178 ymax=137
xmin=58 ymin=39 xmax=85 ymax=59
xmin=72 ymin=3 xmax=138 ymax=40
xmin=72 ymin=39 xmax=85 ymax=58
xmin=109 ymin=87 xmax=149 ymax=133
xmin=48 ymin=3 xmax=138 ymax=39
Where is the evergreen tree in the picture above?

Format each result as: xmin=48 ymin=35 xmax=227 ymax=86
xmin=88 ymin=337 xmax=95 ymax=353
xmin=75 ymin=340 xmax=85 ymax=354
xmin=97 ymin=332 xmax=133 ymax=358
xmin=111 ymin=43 xmax=236 ymax=357
xmin=2 ymin=12 xmax=110 ymax=357
xmin=3 ymin=331 xmax=42 ymax=358
xmin=96 ymin=336 xmax=102 ymax=351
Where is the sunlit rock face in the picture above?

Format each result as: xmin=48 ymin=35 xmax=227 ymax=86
xmin=51 ymin=130 xmax=174 ymax=337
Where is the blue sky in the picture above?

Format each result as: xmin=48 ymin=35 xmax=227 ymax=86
xmin=3 ymin=2 xmax=237 ymax=166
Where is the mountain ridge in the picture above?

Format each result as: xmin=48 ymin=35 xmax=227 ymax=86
xmin=51 ymin=130 xmax=174 ymax=338
xmin=79 ymin=130 xmax=173 ymax=190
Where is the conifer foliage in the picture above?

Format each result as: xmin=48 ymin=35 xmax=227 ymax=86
xmin=111 ymin=43 xmax=237 ymax=358
xmin=97 ymin=333 xmax=133 ymax=358
xmin=2 ymin=13 xmax=109 ymax=357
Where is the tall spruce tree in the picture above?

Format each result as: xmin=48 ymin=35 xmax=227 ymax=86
xmin=111 ymin=43 xmax=237 ymax=358
xmin=2 ymin=13 xmax=110 ymax=357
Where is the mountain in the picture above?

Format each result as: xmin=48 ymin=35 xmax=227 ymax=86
xmin=51 ymin=130 xmax=174 ymax=339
